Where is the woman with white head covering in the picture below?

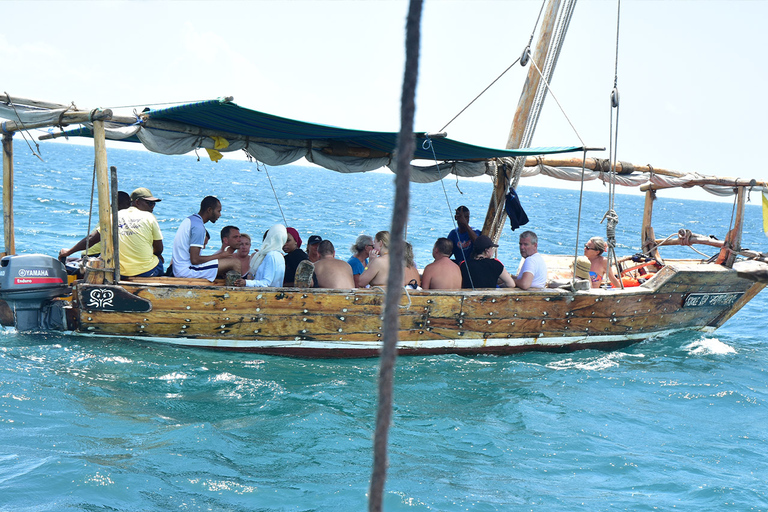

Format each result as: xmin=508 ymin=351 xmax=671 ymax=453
xmin=239 ymin=224 xmax=287 ymax=287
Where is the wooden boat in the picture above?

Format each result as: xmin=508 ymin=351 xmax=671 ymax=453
xmin=2 ymin=2 xmax=767 ymax=358
xmin=1 ymin=95 xmax=765 ymax=357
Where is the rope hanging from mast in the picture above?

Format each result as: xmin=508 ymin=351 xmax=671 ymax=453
xmin=603 ymin=0 xmax=623 ymax=286
xmin=481 ymin=0 xmax=579 ymax=245
xmin=509 ymin=0 xmax=578 ymax=193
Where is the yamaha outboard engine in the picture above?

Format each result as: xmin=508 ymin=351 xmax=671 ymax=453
xmin=0 ymin=254 xmax=70 ymax=331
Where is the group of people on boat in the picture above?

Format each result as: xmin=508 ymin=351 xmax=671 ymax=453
xmin=59 ymin=193 xmax=619 ymax=290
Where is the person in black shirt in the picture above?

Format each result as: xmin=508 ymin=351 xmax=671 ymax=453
xmin=283 ymin=227 xmax=309 ymax=287
xmin=460 ymin=235 xmax=516 ymax=289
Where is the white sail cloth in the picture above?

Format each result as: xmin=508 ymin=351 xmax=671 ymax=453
xmin=0 ymin=104 xmax=69 ymax=129
xmin=518 ymin=163 xmax=738 ymax=197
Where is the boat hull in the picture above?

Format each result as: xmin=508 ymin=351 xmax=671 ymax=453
xmin=70 ymin=261 xmax=764 ymax=357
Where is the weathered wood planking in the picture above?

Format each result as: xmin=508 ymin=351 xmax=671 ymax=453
xmin=73 ymin=259 xmax=763 ymax=356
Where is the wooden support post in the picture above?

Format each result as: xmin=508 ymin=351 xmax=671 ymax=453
xmin=2 ymin=133 xmax=15 ymax=256
xmin=110 ymin=165 xmax=120 ymax=283
xmin=641 ymin=188 xmax=661 ymax=261
xmin=481 ymin=0 xmax=563 ymax=239
xmin=718 ymin=187 xmax=746 ymax=268
xmin=93 ymin=119 xmax=115 ymax=283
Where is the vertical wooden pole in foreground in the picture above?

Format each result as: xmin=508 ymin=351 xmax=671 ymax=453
xmin=481 ymin=0 xmax=563 ymax=239
xmin=93 ymin=119 xmax=115 ymax=283
xmin=2 ymin=133 xmax=15 ymax=256
xmin=369 ymin=1 xmax=422 ymax=511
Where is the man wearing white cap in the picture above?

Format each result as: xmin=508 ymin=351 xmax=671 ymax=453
xmin=117 ymin=187 xmax=165 ymax=277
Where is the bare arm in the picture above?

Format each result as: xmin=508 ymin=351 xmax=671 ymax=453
xmin=358 ymin=259 xmax=381 ymax=287
xmin=421 ymin=265 xmax=433 ymax=290
xmin=59 ymin=230 xmax=101 ymax=261
xmin=498 ymin=268 xmax=515 ymax=288
xmin=189 ymin=246 xmax=234 ymax=265
xmin=607 ymin=262 xmax=621 ymax=288
xmin=515 ymin=271 xmax=534 ymax=290
xmin=153 ymin=240 xmax=164 ymax=262
xmin=457 ymin=217 xmax=479 ymax=243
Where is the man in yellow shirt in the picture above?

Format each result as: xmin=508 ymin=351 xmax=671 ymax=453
xmin=118 ymin=188 xmax=164 ymax=277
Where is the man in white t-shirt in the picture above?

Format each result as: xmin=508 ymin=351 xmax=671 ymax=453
xmin=515 ymin=230 xmax=547 ymax=289
xmin=172 ymin=196 xmax=240 ymax=281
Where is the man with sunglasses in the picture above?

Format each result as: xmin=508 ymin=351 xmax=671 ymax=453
xmin=117 ymin=187 xmax=165 ymax=277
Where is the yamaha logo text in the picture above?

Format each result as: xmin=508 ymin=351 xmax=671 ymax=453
xmin=17 ymin=269 xmax=50 ymax=277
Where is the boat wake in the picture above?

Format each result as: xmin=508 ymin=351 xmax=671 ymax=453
xmin=545 ymin=351 xmax=644 ymax=371
xmin=684 ymin=337 xmax=736 ymax=356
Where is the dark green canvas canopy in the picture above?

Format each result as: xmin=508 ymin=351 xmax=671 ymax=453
xmin=56 ymin=98 xmax=581 ymax=162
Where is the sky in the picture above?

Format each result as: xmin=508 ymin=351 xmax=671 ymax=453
xmin=2 ymin=0 xmax=767 ymax=201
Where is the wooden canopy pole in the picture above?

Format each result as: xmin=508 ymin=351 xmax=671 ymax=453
xmin=93 ymin=119 xmax=115 ymax=283
xmin=641 ymin=189 xmax=661 ymax=261
xmin=0 ymin=109 xmax=113 ymax=133
xmin=2 ymin=133 xmax=15 ymax=256
xmin=482 ymin=0 xmax=563 ymax=238
xmin=717 ymin=187 xmax=747 ymax=268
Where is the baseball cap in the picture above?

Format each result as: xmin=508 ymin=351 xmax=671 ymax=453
xmin=130 ymin=187 xmax=161 ymax=202
xmin=473 ymin=235 xmax=498 ymax=253
xmin=307 ymin=235 xmax=323 ymax=245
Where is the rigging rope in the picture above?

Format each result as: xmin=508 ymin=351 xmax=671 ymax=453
xmin=509 ymin=0 xmax=578 ymax=197
xmin=84 ymin=160 xmax=97 ymax=264
xmin=438 ymin=0 xmax=548 ymax=134
xmin=571 ymin=149 xmax=589 ymax=289
xmin=603 ymin=0 xmax=622 ymax=287
xmin=258 ymin=161 xmax=288 ymax=227
xmin=3 ymin=91 xmax=44 ymax=161
xmin=423 ymin=137 xmax=476 ymax=290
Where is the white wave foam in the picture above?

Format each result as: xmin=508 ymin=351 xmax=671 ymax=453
xmin=685 ymin=338 xmax=736 ymax=355
xmin=546 ymin=351 xmax=642 ymax=371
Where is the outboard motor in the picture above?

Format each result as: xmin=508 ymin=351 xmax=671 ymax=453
xmin=0 ymin=254 xmax=70 ymax=331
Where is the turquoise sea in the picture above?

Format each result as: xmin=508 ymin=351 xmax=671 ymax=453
xmin=1 ymin=141 xmax=767 ymax=511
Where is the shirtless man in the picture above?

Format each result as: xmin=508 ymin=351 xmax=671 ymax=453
xmin=312 ymin=240 xmax=355 ymax=289
xmin=421 ymin=238 xmax=462 ymax=290
xmin=218 ymin=226 xmax=241 ymax=256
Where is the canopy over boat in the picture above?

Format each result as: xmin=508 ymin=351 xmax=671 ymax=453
xmin=2 ymin=97 xmax=581 ymax=183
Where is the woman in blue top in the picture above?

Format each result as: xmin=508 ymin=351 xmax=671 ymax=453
xmin=347 ymin=234 xmax=373 ymax=288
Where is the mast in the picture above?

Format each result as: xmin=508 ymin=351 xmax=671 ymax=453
xmin=481 ymin=0 xmax=569 ymax=240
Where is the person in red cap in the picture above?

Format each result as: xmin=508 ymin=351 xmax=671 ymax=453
xmin=283 ymin=227 xmax=309 ymax=286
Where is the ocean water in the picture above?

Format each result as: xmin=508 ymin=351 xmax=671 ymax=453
xmin=1 ymin=141 xmax=767 ymax=511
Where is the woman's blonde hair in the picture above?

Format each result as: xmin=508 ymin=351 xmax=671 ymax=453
xmin=375 ymin=230 xmax=390 ymax=250
xmin=404 ymin=241 xmax=415 ymax=268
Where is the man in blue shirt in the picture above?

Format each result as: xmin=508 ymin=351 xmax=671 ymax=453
xmin=447 ymin=205 xmax=480 ymax=264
